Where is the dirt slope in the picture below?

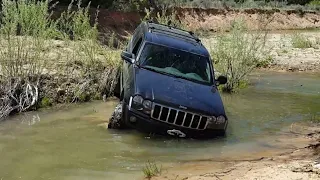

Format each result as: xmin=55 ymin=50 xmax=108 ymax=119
xmin=53 ymin=6 xmax=320 ymax=38
xmin=176 ymin=8 xmax=320 ymax=32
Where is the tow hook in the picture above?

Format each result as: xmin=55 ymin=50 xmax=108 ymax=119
xmin=167 ymin=129 xmax=186 ymax=138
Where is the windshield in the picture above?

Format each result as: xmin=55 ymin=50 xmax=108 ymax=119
xmin=139 ymin=43 xmax=213 ymax=84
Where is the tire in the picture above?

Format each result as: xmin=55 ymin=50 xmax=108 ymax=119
xmin=108 ymin=101 xmax=127 ymax=129
xmin=113 ymin=68 xmax=122 ymax=99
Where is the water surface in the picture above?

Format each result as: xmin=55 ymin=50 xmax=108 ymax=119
xmin=0 ymin=72 xmax=319 ymax=180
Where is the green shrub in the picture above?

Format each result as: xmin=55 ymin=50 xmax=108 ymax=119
xmin=143 ymin=7 xmax=187 ymax=30
xmin=142 ymin=161 xmax=162 ymax=179
xmin=0 ymin=0 xmax=121 ymax=118
xmin=256 ymin=55 xmax=274 ymax=68
xmin=40 ymin=97 xmax=53 ymax=107
xmin=210 ymin=19 xmax=270 ymax=92
xmin=56 ymin=0 xmax=99 ymax=40
xmin=309 ymin=0 xmax=320 ymax=5
xmin=291 ymin=33 xmax=313 ymax=48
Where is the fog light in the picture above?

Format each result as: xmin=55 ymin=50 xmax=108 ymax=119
xmin=129 ymin=116 xmax=137 ymax=123
xmin=142 ymin=100 xmax=152 ymax=109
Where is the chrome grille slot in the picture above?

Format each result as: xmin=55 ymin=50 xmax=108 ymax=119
xmin=176 ymin=111 xmax=185 ymax=125
xmin=160 ymin=107 xmax=169 ymax=121
xmin=183 ymin=113 xmax=193 ymax=127
xmin=199 ymin=117 xmax=207 ymax=129
xmin=153 ymin=105 xmax=161 ymax=119
xmin=191 ymin=115 xmax=200 ymax=128
xmin=168 ymin=109 xmax=176 ymax=123
xmin=151 ymin=103 xmax=209 ymax=130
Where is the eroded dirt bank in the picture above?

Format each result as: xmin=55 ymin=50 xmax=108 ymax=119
xmin=153 ymin=124 xmax=320 ymax=180
xmin=53 ymin=6 xmax=320 ymax=39
xmin=176 ymin=8 xmax=320 ymax=32
xmin=54 ymin=6 xmax=320 ymax=39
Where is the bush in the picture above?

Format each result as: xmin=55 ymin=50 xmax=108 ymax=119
xmin=291 ymin=33 xmax=313 ymax=48
xmin=142 ymin=161 xmax=162 ymax=179
xmin=143 ymin=7 xmax=187 ymax=30
xmin=210 ymin=19 xmax=270 ymax=92
xmin=0 ymin=0 xmax=121 ymax=120
xmin=309 ymin=0 xmax=320 ymax=5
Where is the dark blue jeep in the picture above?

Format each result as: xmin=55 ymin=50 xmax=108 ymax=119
xmin=109 ymin=21 xmax=228 ymax=138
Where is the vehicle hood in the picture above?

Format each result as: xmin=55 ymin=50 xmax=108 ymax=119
xmin=134 ymin=68 xmax=226 ymax=116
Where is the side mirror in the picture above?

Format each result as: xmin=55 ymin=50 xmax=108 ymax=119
xmin=121 ymin=51 xmax=134 ymax=63
xmin=215 ymin=75 xmax=227 ymax=86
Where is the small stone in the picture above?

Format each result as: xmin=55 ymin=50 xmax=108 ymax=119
xmin=314 ymin=164 xmax=320 ymax=169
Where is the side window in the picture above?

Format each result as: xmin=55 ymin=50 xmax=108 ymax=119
xmin=127 ymin=25 xmax=141 ymax=52
xmin=132 ymin=37 xmax=143 ymax=57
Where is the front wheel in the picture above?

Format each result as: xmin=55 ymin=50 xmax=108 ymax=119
xmin=108 ymin=101 xmax=127 ymax=129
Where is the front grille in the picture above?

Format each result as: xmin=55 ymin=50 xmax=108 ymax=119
xmin=151 ymin=103 xmax=209 ymax=130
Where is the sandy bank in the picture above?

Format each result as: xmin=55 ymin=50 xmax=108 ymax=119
xmin=202 ymin=31 xmax=320 ymax=72
xmin=152 ymin=123 xmax=320 ymax=180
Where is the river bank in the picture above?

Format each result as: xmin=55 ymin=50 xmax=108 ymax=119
xmin=153 ymin=123 xmax=320 ymax=180
xmin=202 ymin=30 xmax=320 ymax=73
xmin=74 ymin=6 xmax=320 ymax=37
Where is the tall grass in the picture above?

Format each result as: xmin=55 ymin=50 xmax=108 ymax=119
xmin=143 ymin=7 xmax=187 ymax=30
xmin=56 ymin=0 xmax=99 ymax=40
xmin=210 ymin=19 xmax=270 ymax=92
xmin=291 ymin=33 xmax=313 ymax=48
xmin=157 ymin=0 xmax=320 ymax=11
xmin=0 ymin=0 xmax=53 ymax=78
xmin=0 ymin=0 xmax=121 ymax=120
xmin=142 ymin=161 xmax=162 ymax=179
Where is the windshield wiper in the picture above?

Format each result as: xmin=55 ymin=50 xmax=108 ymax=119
xmin=141 ymin=66 xmax=207 ymax=84
xmin=141 ymin=66 xmax=176 ymax=77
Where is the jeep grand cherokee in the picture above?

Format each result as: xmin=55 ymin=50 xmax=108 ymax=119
xmin=109 ymin=21 xmax=228 ymax=138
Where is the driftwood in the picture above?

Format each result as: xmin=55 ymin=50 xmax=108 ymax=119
xmin=0 ymin=78 xmax=38 ymax=121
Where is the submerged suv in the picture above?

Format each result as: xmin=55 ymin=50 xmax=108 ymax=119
xmin=109 ymin=21 xmax=228 ymax=138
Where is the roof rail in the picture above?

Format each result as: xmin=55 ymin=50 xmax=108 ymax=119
xmin=146 ymin=21 xmax=201 ymax=43
xmin=187 ymin=31 xmax=201 ymax=42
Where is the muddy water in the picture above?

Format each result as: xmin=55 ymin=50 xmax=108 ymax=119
xmin=0 ymin=72 xmax=319 ymax=180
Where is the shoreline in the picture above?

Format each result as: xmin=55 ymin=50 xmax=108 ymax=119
xmin=152 ymin=123 xmax=320 ymax=180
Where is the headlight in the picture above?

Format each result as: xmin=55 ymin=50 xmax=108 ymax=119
xmin=206 ymin=115 xmax=226 ymax=129
xmin=142 ymin=100 xmax=152 ymax=114
xmin=142 ymin=100 xmax=152 ymax=109
xmin=131 ymin=95 xmax=152 ymax=114
xmin=133 ymin=95 xmax=143 ymax=105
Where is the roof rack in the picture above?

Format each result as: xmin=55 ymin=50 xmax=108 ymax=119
xmin=146 ymin=21 xmax=201 ymax=43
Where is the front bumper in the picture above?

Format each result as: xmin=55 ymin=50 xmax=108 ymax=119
xmin=123 ymin=104 xmax=227 ymax=139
